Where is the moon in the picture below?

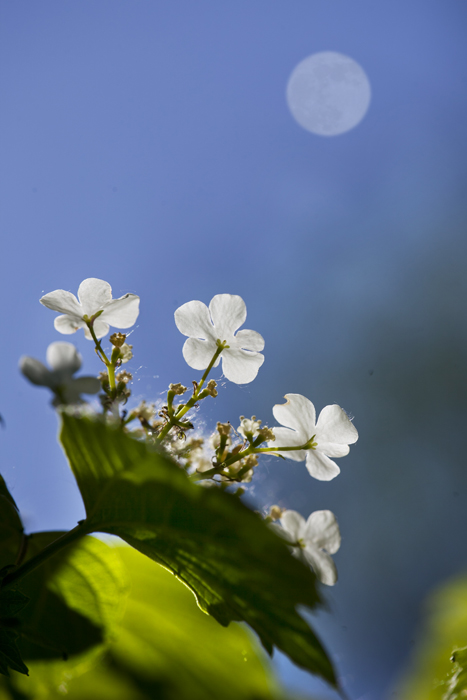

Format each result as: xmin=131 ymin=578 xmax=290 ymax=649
xmin=286 ymin=52 xmax=371 ymax=136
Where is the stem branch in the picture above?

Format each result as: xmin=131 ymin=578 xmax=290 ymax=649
xmin=2 ymin=522 xmax=91 ymax=591
xmin=156 ymin=342 xmax=226 ymax=443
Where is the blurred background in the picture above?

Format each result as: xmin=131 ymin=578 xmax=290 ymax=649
xmin=1 ymin=2 xmax=467 ymax=698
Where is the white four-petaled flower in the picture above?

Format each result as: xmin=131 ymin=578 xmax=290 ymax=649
xmin=174 ymin=294 xmax=264 ymax=384
xmin=275 ymin=509 xmax=341 ymax=586
xmin=20 ymin=342 xmax=101 ymax=406
xmin=268 ymin=393 xmax=358 ymax=480
xmin=40 ymin=278 xmax=140 ymax=340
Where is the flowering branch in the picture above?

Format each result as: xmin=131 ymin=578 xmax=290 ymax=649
xmin=155 ymin=340 xmax=227 ymax=442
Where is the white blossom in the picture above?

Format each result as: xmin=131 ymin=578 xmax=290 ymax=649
xmin=274 ymin=509 xmax=341 ymax=586
xmin=19 ymin=342 xmax=101 ymax=406
xmin=269 ymin=393 xmax=358 ymax=481
xmin=40 ymin=278 xmax=140 ymax=340
xmin=134 ymin=401 xmax=155 ymax=422
xmin=174 ymin=294 xmax=264 ymax=384
xmin=119 ymin=343 xmax=133 ymax=363
xmin=237 ymin=416 xmax=262 ymax=440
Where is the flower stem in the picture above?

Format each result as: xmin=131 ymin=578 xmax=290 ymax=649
xmin=156 ymin=341 xmax=226 ymax=443
xmin=86 ymin=322 xmax=116 ymax=392
xmin=1 ymin=522 xmax=91 ymax=591
xmin=190 ymin=436 xmax=316 ymax=482
xmin=106 ymin=362 xmax=116 ymax=392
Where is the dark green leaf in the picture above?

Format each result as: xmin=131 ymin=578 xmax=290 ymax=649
xmin=0 ymin=476 xmax=24 ymax=573
xmin=0 ymin=591 xmax=29 ymax=619
xmin=0 ymin=630 xmax=28 ymax=677
xmin=0 ymin=476 xmax=20 ymax=513
xmin=60 ymin=414 xmax=337 ymax=687
xmin=17 ymin=532 xmax=128 ymax=662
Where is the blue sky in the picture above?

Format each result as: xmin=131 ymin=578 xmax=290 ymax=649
xmin=1 ymin=2 xmax=467 ymax=698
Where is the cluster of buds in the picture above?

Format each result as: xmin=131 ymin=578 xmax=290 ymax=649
xmin=109 ymin=333 xmax=133 ymax=367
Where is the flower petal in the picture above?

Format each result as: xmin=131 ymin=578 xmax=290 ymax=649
xmin=19 ymin=357 xmax=53 ymax=387
xmin=71 ymin=376 xmax=101 ymax=395
xmin=233 ymin=329 xmax=265 ymax=352
xmin=305 ymin=450 xmax=341 ymax=481
xmin=316 ymin=405 xmax=358 ymax=445
xmin=46 ymin=342 xmax=81 ymax=374
xmin=209 ymin=294 xmax=247 ymax=339
xmin=304 ymin=510 xmax=341 ymax=554
xmin=77 ymin=278 xmax=112 ymax=315
xmin=54 ymin=315 xmax=84 ymax=335
xmin=100 ymin=294 xmax=140 ymax=328
xmin=303 ymin=546 xmax=338 ymax=586
xmin=84 ymin=319 xmax=109 ymax=340
xmin=317 ymin=442 xmax=350 ymax=458
xmin=272 ymin=394 xmax=316 ymax=441
xmin=280 ymin=510 xmax=306 ymax=541
xmin=174 ymin=300 xmax=214 ymax=340
xmin=40 ymin=290 xmax=82 ymax=317
xmin=269 ymin=426 xmax=307 ymax=461
xmin=221 ymin=348 xmax=264 ymax=384
xmin=182 ymin=337 xmax=219 ymax=371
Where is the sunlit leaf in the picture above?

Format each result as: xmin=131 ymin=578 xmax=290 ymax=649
xmin=3 ymin=545 xmax=285 ymax=699
xmin=444 ymin=646 xmax=467 ymax=700
xmin=59 ymin=414 xmax=337 ymax=686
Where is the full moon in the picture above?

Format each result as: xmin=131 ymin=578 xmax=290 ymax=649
xmin=286 ymin=52 xmax=371 ymax=136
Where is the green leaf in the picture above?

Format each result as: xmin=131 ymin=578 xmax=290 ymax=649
xmin=59 ymin=414 xmax=337 ymax=687
xmin=0 ymin=476 xmax=20 ymax=513
xmin=394 ymin=574 xmax=467 ymax=699
xmin=0 ymin=475 xmax=24 ymax=573
xmin=0 ymin=630 xmax=28 ymax=677
xmin=3 ymin=545 xmax=285 ymax=699
xmin=0 ymin=477 xmax=29 ymax=678
xmin=0 ymin=591 xmax=29 ymax=619
xmin=16 ymin=532 xmax=128 ymax=663
xmin=445 ymin=647 xmax=467 ymax=700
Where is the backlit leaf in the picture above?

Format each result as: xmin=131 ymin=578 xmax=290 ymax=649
xmin=59 ymin=414 xmax=337 ymax=686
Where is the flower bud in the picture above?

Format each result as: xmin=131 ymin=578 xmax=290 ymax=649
xmin=269 ymin=505 xmax=284 ymax=521
xmin=116 ymin=371 xmax=132 ymax=384
xmin=206 ymin=380 xmax=218 ymax=397
xmin=258 ymin=426 xmax=275 ymax=442
xmin=169 ymin=383 xmax=188 ymax=395
xmin=110 ymin=332 xmax=127 ymax=347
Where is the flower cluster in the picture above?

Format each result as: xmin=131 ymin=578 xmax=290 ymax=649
xmin=21 ymin=278 xmax=358 ymax=586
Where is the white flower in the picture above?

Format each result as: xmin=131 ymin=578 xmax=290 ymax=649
xmin=269 ymin=393 xmax=358 ymax=481
xmin=19 ymin=342 xmax=101 ymax=406
xmin=275 ymin=509 xmax=341 ymax=586
xmin=174 ymin=294 xmax=264 ymax=384
xmin=237 ymin=416 xmax=262 ymax=440
xmin=134 ymin=401 xmax=155 ymax=422
xmin=119 ymin=343 xmax=133 ymax=363
xmin=40 ymin=278 xmax=140 ymax=340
